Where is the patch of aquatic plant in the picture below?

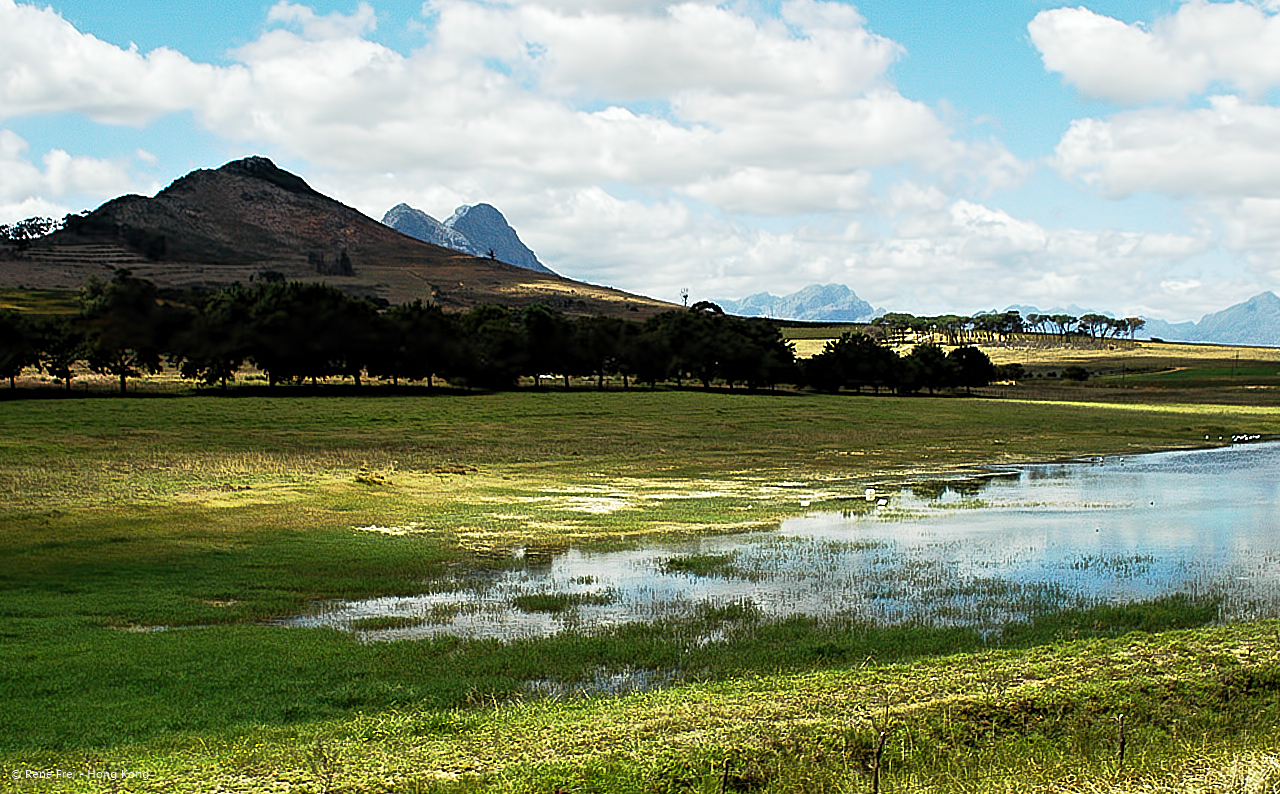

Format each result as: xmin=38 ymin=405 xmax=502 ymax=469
xmin=1069 ymin=553 xmax=1158 ymax=576
xmin=1001 ymin=593 xmax=1223 ymax=644
xmin=511 ymin=591 xmax=618 ymax=613
xmin=348 ymin=615 xmax=424 ymax=630
xmin=660 ymin=553 xmax=736 ymax=577
xmin=694 ymin=598 xmax=763 ymax=624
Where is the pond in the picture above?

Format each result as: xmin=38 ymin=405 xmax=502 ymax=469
xmin=285 ymin=441 xmax=1280 ymax=641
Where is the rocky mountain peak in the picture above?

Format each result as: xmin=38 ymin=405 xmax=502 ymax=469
xmin=216 ymin=156 xmax=320 ymax=196
xmin=382 ymin=204 xmax=478 ymax=255
xmin=383 ymin=201 xmax=554 ymax=275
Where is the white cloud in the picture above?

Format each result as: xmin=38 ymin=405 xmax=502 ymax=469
xmin=1053 ymin=96 xmax=1280 ymax=199
xmin=267 ymin=1 xmax=379 ymax=40
xmin=0 ymin=0 xmax=1019 ymax=206
xmin=507 ymin=0 xmax=901 ymax=100
xmin=0 ymin=129 xmax=139 ymax=223
xmin=1030 ymin=1 xmax=1280 ymax=103
xmin=4 ymin=0 xmax=1250 ymax=320
xmin=679 ymin=168 xmax=873 ymax=214
xmin=0 ymin=0 xmax=223 ymax=124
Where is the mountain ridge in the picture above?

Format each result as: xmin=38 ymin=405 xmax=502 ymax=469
xmin=716 ymin=284 xmax=878 ymax=322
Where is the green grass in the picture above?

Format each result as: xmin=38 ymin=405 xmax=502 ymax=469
xmin=510 ymin=592 xmax=617 ymax=613
xmin=3 ymin=390 xmax=1280 ymax=791
xmin=1 ymin=616 xmax=1275 ymax=792
xmin=0 ymin=287 xmax=79 ymax=315
xmin=348 ymin=615 xmax=428 ymax=630
xmin=661 ymin=553 xmax=736 ymax=576
xmin=1098 ymin=364 xmax=1280 ymax=389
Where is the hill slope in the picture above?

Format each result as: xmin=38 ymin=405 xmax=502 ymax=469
xmin=0 ymin=157 xmax=671 ymax=316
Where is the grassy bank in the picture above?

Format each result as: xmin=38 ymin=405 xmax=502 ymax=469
xmin=3 ymin=617 xmax=1277 ymax=792
xmin=3 ymin=391 xmax=1280 ymax=791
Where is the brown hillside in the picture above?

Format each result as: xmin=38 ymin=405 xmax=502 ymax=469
xmin=0 ymin=157 xmax=675 ymax=317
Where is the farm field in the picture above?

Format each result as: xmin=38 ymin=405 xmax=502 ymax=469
xmin=3 ymin=384 xmax=1280 ymax=791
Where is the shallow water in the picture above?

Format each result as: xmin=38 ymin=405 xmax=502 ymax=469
xmin=285 ymin=441 xmax=1280 ymax=641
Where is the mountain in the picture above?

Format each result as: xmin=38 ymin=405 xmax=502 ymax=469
xmin=383 ymin=202 xmax=555 ymax=275
xmin=1185 ymin=291 xmax=1280 ymax=346
xmin=1 ymin=157 xmax=672 ymax=317
xmin=1010 ymin=293 xmax=1280 ymax=346
xmin=381 ymin=203 xmax=478 ymax=257
xmin=716 ymin=284 xmax=877 ymax=322
xmin=1134 ymin=317 xmax=1198 ymax=342
xmin=445 ymin=204 xmax=553 ymax=274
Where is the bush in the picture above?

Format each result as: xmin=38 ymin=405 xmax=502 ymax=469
xmin=1061 ymin=365 xmax=1090 ymax=382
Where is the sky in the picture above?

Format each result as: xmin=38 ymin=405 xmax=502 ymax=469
xmin=3 ymin=0 xmax=1280 ymax=321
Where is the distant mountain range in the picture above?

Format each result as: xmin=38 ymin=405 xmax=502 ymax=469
xmin=1007 ymin=293 xmax=1280 ymax=346
xmin=1139 ymin=292 xmax=1280 ymax=346
xmin=723 ymin=283 xmax=1280 ymax=347
xmin=715 ymin=284 xmax=880 ymax=322
xmin=382 ymin=203 xmax=553 ymax=275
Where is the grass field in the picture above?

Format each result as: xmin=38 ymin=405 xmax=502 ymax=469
xmin=3 ymin=384 xmax=1280 ymax=791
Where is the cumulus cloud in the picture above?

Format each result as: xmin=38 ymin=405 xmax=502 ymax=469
xmin=505 ymin=0 xmax=901 ymax=99
xmin=0 ymin=129 xmax=139 ymax=222
xmin=1030 ymin=1 xmax=1280 ymax=103
xmin=1 ymin=0 xmax=1017 ymax=203
xmin=0 ymin=0 xmax=223 ymax=124
xmin=267 ymin=1 xmax=378 ymax=40
xmin=5 ymin=0 xmax=1235 ymax=319
xmin=1053 ymin=96 xmax=1280 ymax=199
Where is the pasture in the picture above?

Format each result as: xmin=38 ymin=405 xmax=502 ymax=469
xmin=3 ymin=387 xmax=1280 ymax=791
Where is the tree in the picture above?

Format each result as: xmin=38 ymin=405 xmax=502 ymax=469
xmin=900 ymin=343 xmax=949 ymax=394
xmin=725 ymin=317 xmax=796 ymax=390
xmin=246 ymin=282 xmax=381 ymax=386
xmin=946 ymin=346 xmax=996 ymax=394
xmin=80 ymin=269 xmax=171 ymax=394
xmin=522 ymin=304 xmax=576 ymax=388
xmin=452 ymin=305 xmax=527 ymax=390
xmin=805 ymin=331 xmax=897 ymax=394
xmin=173 ymin=285 xmax=254 ymax=389
xmin=369 ymin=300 xmax=457 ymax=387
xmin=0 ymin=310 xmax=38 ymax=388
xmin=1078 ymin=314 xmax=1110 ymax=339
xmin=0 ymin=216 xmax=59 ymax=250
xmin=34 ymin=317 xmax=86 ymax=391
xmin=576 ymin=314 xmax=629 ymax=390
xmin=628 ymin=324 xmax=673 ymax=388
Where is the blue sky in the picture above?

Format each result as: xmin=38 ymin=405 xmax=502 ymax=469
xmin=3 ymin=0 xmax=1280 ymax=321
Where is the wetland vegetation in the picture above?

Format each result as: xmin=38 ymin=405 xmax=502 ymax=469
xmin=3 ymin=370 xmax=1280 ymax=790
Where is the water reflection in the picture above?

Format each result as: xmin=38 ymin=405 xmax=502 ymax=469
xmin=285 ymin=442 xmax=1280 ymax=641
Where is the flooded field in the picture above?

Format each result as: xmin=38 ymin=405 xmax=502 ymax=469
xmin=287 ymin=441 xmax=1280 ymax=641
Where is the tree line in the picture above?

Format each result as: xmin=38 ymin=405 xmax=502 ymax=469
xmin=871 ymin=310 xmax=1145 ymax=345
xmin=0 ymin=269 xmax=1012 ymax=397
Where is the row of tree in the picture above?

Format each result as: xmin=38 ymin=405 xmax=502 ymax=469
xmin=1 ymin=270 xmax=1004 ymax=396
xmin=805 ymin=331 xmax=1005 ymax=395
xmin=872 ymin=310 xmax=1145 ymax=345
